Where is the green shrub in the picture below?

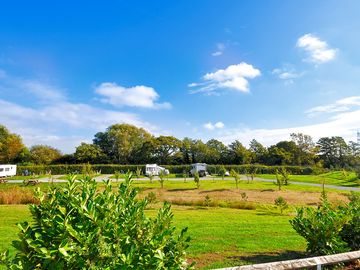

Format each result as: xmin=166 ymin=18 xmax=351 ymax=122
xmin=146 ymin=191 xmax=158 ymax=204
xmin=290 ymin=200 xmax=350 ymax=255
xmin=204 ymin=195 xmax=212 ymax=207
xmin=340 ymin=192 xmax=360 ymax=250
xmin=274 ymin=196 xmax=288 ymax=214
xmin=0 ymin=174 xmax=193 ymax=269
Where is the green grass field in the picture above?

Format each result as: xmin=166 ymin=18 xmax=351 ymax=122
xmin=6 ymin=175 xmax=48 ymax=180
xmin=259 ymin=171 xmax=360 ymax=187
xmin=0 ymin=205 xmax=306 ymax=269
xmin=0 ymin=172 xmax=355 ymax=269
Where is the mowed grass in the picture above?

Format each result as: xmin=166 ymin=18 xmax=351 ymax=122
xmin=130 ymin=178 xmax=346 ymax=193
xmin=6 ymin=175 xmax=48 ymax=180
xmin=259 ymin=171 xmax=360 ymax=187
xmin=0 ymin=205 xmax=306 ymax=269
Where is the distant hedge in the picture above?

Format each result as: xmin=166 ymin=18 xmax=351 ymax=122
xmin=17 ymin=164 xmax=323 ymax=175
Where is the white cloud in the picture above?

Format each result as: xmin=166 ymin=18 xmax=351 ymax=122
xmin=95 ymin=82 xmax=171 ymax=109
xmin=0 ymin=73 xmax=160 ymax=153
xmin=218 ymin=109 xmax=360 ymax=147
xmin=22 ymin=80 xmax=66 ymax=102
xmin=204 ymin=121 xmax=225 ymax=130
xmin=296 ymin=34 xmax=337 ymax=64
xmin=211 ymin=43 xmax=226 ymax=57
xmin=306 ymin=96 xmax=360 ymax=117
xmin=0 ymin=99 xmax=156 ymax=153
xmin=272 ymin=68 xmax=302 ymax=80
xmin=190 ymin=62 xmax=261 ymax=94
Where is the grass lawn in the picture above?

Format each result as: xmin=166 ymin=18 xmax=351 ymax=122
xmin=0 ymin=205 xmax=306 ymax=269
xmin=130 ymin=179 xmax=346 ymax=194
xmin=6 ymin=175 xmax=48 ymax=180
xmin=259 ymin=171 xmax=360 ymax=187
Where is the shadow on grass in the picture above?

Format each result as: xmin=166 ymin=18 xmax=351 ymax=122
xmin=260 ymin=189 xmax=275 ymax=192
xmin=167 ymin=188 xmax=198 ymax=192
xmin=228 ymin=250 xmax=308 ymax=265
xmin=199 ymin=189 xmax=232 ymax=193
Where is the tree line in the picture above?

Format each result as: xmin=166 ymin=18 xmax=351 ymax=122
xmin=1 ymin=123 xmax=359 ymax=169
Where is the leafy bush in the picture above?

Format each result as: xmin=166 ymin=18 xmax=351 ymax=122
xmin=340 ymin=192 xmax=360 ymax=250
xmin=146 ymin=191 xmax=158 ymax=204
xmin=274 ymin=196 xmax=288 ymax=214
xmin=291 ymin=192 xmax=360 ymax=255
xmin=1 ymin=174 xmax=192 ymax=269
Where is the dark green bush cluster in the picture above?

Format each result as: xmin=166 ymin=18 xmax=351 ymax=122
xmin=290 ymin=192 xmax=360 ymax=255
xmin=17 ymin=164 xmax=322 ymax=176
xmin=1 ymin=174 xmax=192 ymax=269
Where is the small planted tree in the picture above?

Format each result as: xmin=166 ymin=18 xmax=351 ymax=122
xmin=230 ymin=169 xmax=240 ymax=189
xmin=279 ymin=167 xmax=290 ymax=186
xmin=194 ymin=171 xmax=200 ymax=189
xmin=274 ymin=196 xmax=288 ymax=214
xmin=0 ymin=173 xmax=193 ymax=269
xmin=275 ymin=169 xmax=283 ymax=191
xmin=148 ymin=173 xmax=154 ymax=183
xmin=249 ymin=166 xmax=258 ymax=182
xmin=241 ymin=192 xmax=248 ymax=202
xmin=204 ymin=195 xmax=212 ymax=207
xmin=135 ymin=167 xmax=142 ymax=180
xmin=81 ymin=162 xmax=94 ymax=177
xmin=114 ymin=170 xmax=121 ymax=182
xmin=183 ymin=170 xmax=188 ymax=183
xmin=159 ymin=170 xmax=166 ymax=189
xmin=219 ymin=165 xmax=226 ymax=180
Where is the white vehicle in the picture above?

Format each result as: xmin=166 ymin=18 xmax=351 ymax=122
xmin=190 ymin=163 xmax=208 ymax=177
xmin=145 ymin=164 xmax=169 ymax=176
xmin=0 ymin=164 xmax=17 ymax=178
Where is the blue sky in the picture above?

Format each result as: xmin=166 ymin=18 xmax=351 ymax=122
xmin=1 ymin=1 xmax=360 ymax=153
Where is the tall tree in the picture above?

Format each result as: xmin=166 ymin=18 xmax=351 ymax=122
xmin=249 ymin=139 xmax=268 ymax=164
xmin=190 ymin=139 xmax=209 ymax=163
xmin=206 ymin=139 xmax=228 ymax=164
xmin=290 ymin=133 xmax=318 ymax=165
xmin=153 ymin=136 xmax=181 ymax=164
xmin=317 ymin=136 xmax=350 ymax=168
xmin=74 ymin=143 xmax=106 ymax=164
xmin=228 ymin=140 xmax=251 ymax=164
xmin=180 ymin=137 xmax=193 ymax=164
xmin=94 ymin=124 xmax=152 ymax=164
xmin=0 ymin=125 xmax=27 ymax=163
xmin=30 ymin=145 xmax=62 ymax=164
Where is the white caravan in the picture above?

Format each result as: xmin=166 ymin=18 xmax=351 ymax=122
xmin=145 ymin=164 xmax=169 ymax=176
xmin=190 ymin=163 xmax=208 ymax=177
xmin=0 ymin=164 xmax=17 ymax=178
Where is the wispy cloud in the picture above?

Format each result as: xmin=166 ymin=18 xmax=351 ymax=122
xmin=95 ymin=82 xmax=171 ymax=109
xmin=211 ymin=43 xmax=226 ymax=57
xmin=189 ymin=62 xmax=261 ymax=94
xmin=305 ymin=96 xmax=360 ymax=117
xmin=203 ymin=121 xmax=225 ymax=130
xmin=296 ymin=34 xmax=337 ymax=64
xmin=218 ymin=108 xmax=360 ymax=147
xmin=0 ymin=71 xmax=159 ymax=153
xmin=272 ymin=67 xmax=303 ymax=84
xmin=0 ymin=98 xmax=155 ymax=152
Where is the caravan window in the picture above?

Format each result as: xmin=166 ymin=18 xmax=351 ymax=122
xmin=5 ymin=168 xmax=9 ymax=171
xmin=0 ymin=168 xmax=3 ymax=172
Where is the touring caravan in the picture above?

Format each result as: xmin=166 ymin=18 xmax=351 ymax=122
xmin=145 ymin=164 xmax=169 ymax=176
xmin=0 ymin=164 xmax=17 ymax=178
xmin=190 ymin=163 xmax=208 ymax=177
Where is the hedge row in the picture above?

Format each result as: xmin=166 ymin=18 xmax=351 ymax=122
xmin=17 ymin=164 xmax=323 ymax=175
